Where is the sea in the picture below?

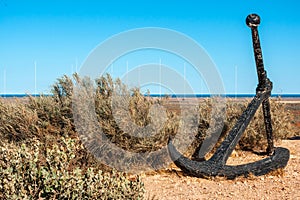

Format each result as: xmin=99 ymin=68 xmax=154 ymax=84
xmin=1 ymin=94 xmax=300 ymax=98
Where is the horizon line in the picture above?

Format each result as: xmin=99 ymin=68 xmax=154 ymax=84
xmin=1 ymin=93 xmax=300 ymax=98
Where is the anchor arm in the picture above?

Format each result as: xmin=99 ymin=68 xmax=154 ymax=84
xmin=209 ymin=90 xmax=268 ymax=165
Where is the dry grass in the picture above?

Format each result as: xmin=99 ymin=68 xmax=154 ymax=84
xmin=0 ymin=73 xmax=295 ymax=161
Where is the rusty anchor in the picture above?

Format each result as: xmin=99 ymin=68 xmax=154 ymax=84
xmin=168 ymin=14 xmax=290 ymax=179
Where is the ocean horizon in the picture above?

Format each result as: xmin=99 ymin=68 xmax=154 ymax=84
xmin=1 ymin=93 xmax=300 ymax=98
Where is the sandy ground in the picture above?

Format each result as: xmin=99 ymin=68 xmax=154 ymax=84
xmin=142 ymin=140 xmax=299 ymax=200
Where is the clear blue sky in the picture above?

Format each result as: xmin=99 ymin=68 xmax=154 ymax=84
xmin=0 ymin=0 xmax=299 ymax=94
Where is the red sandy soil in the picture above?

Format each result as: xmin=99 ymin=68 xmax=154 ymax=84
xmin=142 ymin=140 xmax=299 ymax=200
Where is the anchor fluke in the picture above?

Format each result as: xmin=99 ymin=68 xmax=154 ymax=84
xmin=168 ymin=139 xmax=290 ymax=179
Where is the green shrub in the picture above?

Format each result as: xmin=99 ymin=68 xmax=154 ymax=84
xmin=0 ymin=138 xmax=144 ymax=199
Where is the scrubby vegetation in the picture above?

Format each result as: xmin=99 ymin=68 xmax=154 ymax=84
xmin=0 ymin=73 xmax=295 ymax=199
xmin=0 ymin=138 xmax=144 ymax=199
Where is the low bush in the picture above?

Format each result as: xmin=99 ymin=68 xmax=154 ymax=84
xmin=0 ymin=137 xmax=144 ymax=200
xmin=0 ymin=100 xmax=40 ymax=143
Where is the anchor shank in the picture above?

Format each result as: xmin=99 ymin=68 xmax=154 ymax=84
xmin=247 ymin=14 xmax=274 ymax=155
xmin=250 ymin=26 xmax=267 ymax=86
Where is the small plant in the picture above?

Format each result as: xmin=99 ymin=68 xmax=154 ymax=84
xmin=0 ymin=138 xmax=144 ymax=199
